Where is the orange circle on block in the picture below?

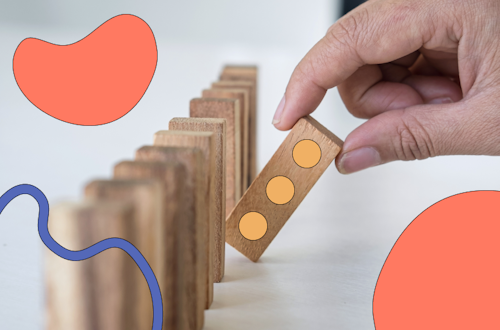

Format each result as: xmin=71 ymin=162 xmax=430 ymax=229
xmin=266 ymin=176 xmax=295 ymax=205
xmin=374 ymin=191 xmax=500 ymax=330
xmin=293 ymin=140 xmax=321 ymax=168
xmin=239 ymin=212 xmax=268 ymax=241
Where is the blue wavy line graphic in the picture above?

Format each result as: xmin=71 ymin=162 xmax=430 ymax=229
xmin=0 ymin=184 xmax=163 ymax=330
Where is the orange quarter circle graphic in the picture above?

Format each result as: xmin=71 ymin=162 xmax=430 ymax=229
xmin=293 ymin=139 xmax=321 ymax=168
xmin=239 ymin=212 xmax=268 ymax=241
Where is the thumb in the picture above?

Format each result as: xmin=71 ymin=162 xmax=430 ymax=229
xmin=273 ymin=0 xmax=439 ymax=130
xmin=335 ymin=99 xmax=495 ymax=174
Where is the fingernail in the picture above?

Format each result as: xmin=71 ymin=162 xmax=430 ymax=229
xmin=272 ymin=95 xmax=286 ymax=125
xmin=428 ymin=97 xmax=453 ymax=104
xmin=338 ymin=147 xmax=381 ymax=174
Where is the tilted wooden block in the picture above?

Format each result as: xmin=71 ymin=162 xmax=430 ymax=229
xmin=152 ymin=131 xmax=215 ymax=307
xmin=133 ymin=147 xmax=205 ymax=330
xmin=189 ymin=98 xmax=241 ymax=215
xmin=202 ymin=89 xmax=249 ymax=194
xmin=84 ymin=179 xmax=163 ymax=330
xmin=225 ymin=116 xmax=343 ymax=262
xmin=168 ymin=118 xmax=227 ymax=283
xmin=113 ymin=161 xmax=190 ymax=330
xmin=218 ymin=65 xmax=258 ymax=186
xmin=46 ymin=200 xmax=136 ymax=330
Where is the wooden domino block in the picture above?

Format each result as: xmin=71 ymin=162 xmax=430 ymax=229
xmin=132 ymin=147 xmax=205 ymax=330
xmin=212 ymin=80 xmax=256 ymax=187
xmin=152 ymin=131 xmax=215 ymax=307
xmin=46 ymin=201 xmax=136 ymax=330
xmin=220 ymin=65 xmax=258 ymax=84
xmin=113 ymin=161 xmax=191 ymax=330
xmin=225 ymin=116 xmax=343 ymax=262
xmin=190 ymin=98 xmax=241 ymax=216
xmin=168 ymin=118 xmax=226 ymax=283
xmin=84 ymin=179 xmax=163 ymax=330
xmin=219 ymin=65 xmax=258 ymax=185
xmin=202 ymin=89 xmax=249 ymax=194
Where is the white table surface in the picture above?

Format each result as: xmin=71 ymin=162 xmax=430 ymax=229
xmin=1 ymin=1 xmax=500 ymax=329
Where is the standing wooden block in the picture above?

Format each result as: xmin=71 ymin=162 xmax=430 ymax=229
xmin=225 ymin=116 xmax=343 ymax=262
xmin=217 ymin=66 xmax=258 ymax=186
xmin=132 ymin=147 xmax=205 ymax=330
xmin=46 ymin=201 xmax=136 ymax=330
xmin=202 ymin=88 xmax=249 ymax=194
xmin=190 ymin=98 xmax=241 ymax=216
xmin=168 ymin=118 xmax=227 ymax=283
xmin=211 ymin=81 xmax=256 ymax=188
xmin=152 ymin=131 xmax=215 ymax=307
xmin=220 ymin=65 xmax=258 ymax=83
xmin=113 ymin=161 xmax=190 ymax=330
xmin=84 ymin=179 xmax=163 ymax=330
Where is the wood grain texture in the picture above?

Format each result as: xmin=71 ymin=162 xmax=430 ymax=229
xmin=218 ymin=65 xmax=258 ymax=186
xmin=211 ymin=81 xmax=256 ymax=188
xmin=46 ymin=201 xmax=136 ymax=330
xmin=225 ymin=116 xmax=344 ymax=262
xmin=132 ymin=147 xmax=205 ymax=330
xmin=168 ymin=118 xmax=226 ymax=283
xmin=84 ymin=179 xmax=163 ymax=330
xmin=152 ymin=131 xmax=215 ymax=308
xmin=202 ymin=89 xmax=248 ymax=195
xmin=113 ymin=161 xmax=189 ymax=330
xmin=220 ymin=65 xmax=258 ymax=81
xmin=190 ymin=98 xmax=241 ymax=216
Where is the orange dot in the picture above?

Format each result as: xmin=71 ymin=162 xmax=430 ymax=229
xmin=266 ymin=176 xmax=295 ymax=205
xmin=239 ymin=212 xmax=268 ymax=241
xmin=293 ymin=139 xmax=321 ymax=168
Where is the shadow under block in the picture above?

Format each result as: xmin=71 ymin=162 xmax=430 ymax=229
xmin=46 ymin=201 xmax=136 ymax=330
xmin=133 ymin=147 xmax=206 ymax=330
xmin=202 ymin=89 xmax=248 ymax=195
xmin=152 ymin=131 xmax=215 ymax=307
xmin=190 ymin=98 xmax=241 ymax=215
xmin=168 ymin=118 xmax=226 ymax=283
xmin=217 ymin=67 xmax=258 ymax=185
xmin=84 ymin=179 xmax=163 ymax=330
xmin=225 ymin=116 xmax=344 ymax=262
xmin=112 ymin=161 xmax=191 ymax=330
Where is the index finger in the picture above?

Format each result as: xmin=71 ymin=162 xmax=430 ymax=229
xmin=273 ymin=0 xmax=440 ymax=130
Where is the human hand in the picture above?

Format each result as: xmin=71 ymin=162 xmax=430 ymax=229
xmin=273 ymin=0 xmax=500 ymax=174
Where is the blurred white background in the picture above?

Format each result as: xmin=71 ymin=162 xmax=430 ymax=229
xmin=1 ymin=1 xmax=499 ymax=329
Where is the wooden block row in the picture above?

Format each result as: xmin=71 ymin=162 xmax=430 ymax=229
xmin=219 ymin=65 xmax=258 ymax=187
xmin=45 ymin=64 xmax=260 ymax=330
xmin=198 ymin=65 xmax=258 ymax=200
xmin=47 ymin=160 xmax=187 ymax=330
xmin=201 ymin=89 xmax=248 ymax=194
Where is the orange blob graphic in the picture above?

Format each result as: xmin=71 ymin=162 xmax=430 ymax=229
xmin=13 ymin=14 xmax=157 ymax=125
xmin=374 ymin=191 xmax=500 ymax=330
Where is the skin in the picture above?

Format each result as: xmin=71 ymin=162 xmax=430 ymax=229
xmin=272 ymin=0 xmax=500 ymax=174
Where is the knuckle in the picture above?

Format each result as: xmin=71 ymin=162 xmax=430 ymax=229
xmin=325 ymin=8 xmax=370 ymax=59
xmin=392 ymin=111 xmax=437 ymax=161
